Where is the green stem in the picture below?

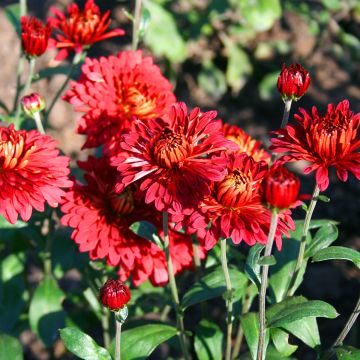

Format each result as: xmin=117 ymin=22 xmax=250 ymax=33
xmin=132 ymin=0 xmax=143 ymax=50
xmin=287 ymin=185 xmax=320 ymax=296
xmin=14 ymin=57 xmax=36 ymax=126
xmin=280 ymin=99 xmax=292 ymax=128
xmin=33 ymin=112 xmax=45 ymax=134
xmin=12 ymin=55 xmax=25 ymax=113
xmin=162 ymin=212 xmax=190 ymax=360
xmin=232 ymin=283 xmax=254 ymax=359
xmin=256 ymin=211 xmax=279 ymax=360
xmin=20 ymin=0 xmax=27 ymax=17
xmin=115 ymin=319 xmax=122 ymax=360
xmin=102 ymin=308 xmax=111 ymax=349
xmin=220 ymin=238 xmax=234 ymax=360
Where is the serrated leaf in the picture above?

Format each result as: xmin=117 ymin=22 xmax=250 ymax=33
xmin=258 ymin=255 xmax=276 ymax=266
xmin=241 ymin=312 xmax=269 ymax=359
xmin=312 ymin=246 xmax=360 ymax=268
xmin=305 ymin=224 xmax=339 ymax=258
xmin=120 ymin=324 xmax=178 ymax=360
xmin=270 ymin=328 xmax=297 ymax=356
xmin=194 ymin=320 xmax=223 ymax=360
xmin=29 ymin=277 xmax=65 ymax=346
xmin=266 ymin=296 xmax=320 ymax=348
xmin=181 ymin=265 xmax=248 ymax=309
xmin=130 ymin=221 xmax=163 ymax=249
xmin=144 ymin=1 xmax=186 ymax=63
xmin=245 ymin=243 xmax=264 ymax=290
xmin=0 ymin=334 xmax=23 ymax=360
xmin=267 ymin=299 xmax=338 ymax=328
xmin=60 ymin=328 xmax=111 ymax=360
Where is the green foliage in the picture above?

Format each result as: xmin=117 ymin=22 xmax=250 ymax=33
xmin=29 ymin=277 xmax=65 ymax=346
xmin=312 ymin=246 xmax=360 ymax=268
xmin=60 ymin=328 xmax=112 ymax=360
xmin=144 ymin=1 xmax=186 ymax=63
xmin=240 ymin=312 xmax=269 ymax=359
xmin=305 ymin=224 xmax=339 ymax=258
xmin=4 ymin=4 xmax=21 ymax=35
xmin=333 ymin=346 xmax=360 ymax=359
xmin=0 ymin=334 xmax=23 ymax=360
xmin=181 ymin=265 xmax=248 ymax=309
xmin=194 ymin=320 xmax=223 ymax=360
xmin=245 ymin=243 xmax=264 ymax=290
xmin=119 ymin=324 xmax=178 ymax=360
xmin=270 ymin=328 xmax=297 ymax=356
xmin=130 ymin=221 xmax=163 ymax=249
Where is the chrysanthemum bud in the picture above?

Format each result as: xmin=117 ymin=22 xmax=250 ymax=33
xmin=21 ymin=93 xmax=46 ymax=117
xmin=99 ymin=279 xmax=131 ymax=311
xmin=277 ymin=63 xmax=311 ymax=101
xmin=262 ymin=165 xmax=300 ymax=210
xmin=20 ymin=16 xmax=51 ymax=58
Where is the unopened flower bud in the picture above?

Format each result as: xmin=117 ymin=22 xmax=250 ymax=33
xmin=99 ymin=279 xmax=131 ymax=311
xmin=277 ymin=63 xmax=311 ymax=101
xmin=21 ymin=93 xmax=46 ymax=117
xmin=262 ymin=165 xmax=300 ymax=210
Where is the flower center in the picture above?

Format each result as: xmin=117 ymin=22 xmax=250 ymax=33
xmin=153 ymin=128 xmax=192 ymax=169
xmin=0 ymin=130 xmax=34 ymax=171
xmin=71 ymin=11 xmax=101 ymax=43
xmin=319 ymin=110 xmax=348 ymax=134
xmin=216 ymin=169 xmax=255 ymax=208
xmin=109 ymin=188 xmax=135 ymax=216
xmin=118 ymin=85 xmax=157 ymax=119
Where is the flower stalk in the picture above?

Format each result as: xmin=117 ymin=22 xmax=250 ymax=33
xmin=132 ymin=0 xmax=143 ymax=50
xmin=256 ymin=211 xmax=279 ymax=360
xmin=162 ymin=211 xmax=189 ymax=360
xmin=115 ymin=318 xmax=122 ymax=360
xmin=280 ymin=99 xmax=292 ymax=128
xmin=220 ymin=237 xmax=234 ymax=360
xmin=288 ymin=184 xmax=320 ymax=296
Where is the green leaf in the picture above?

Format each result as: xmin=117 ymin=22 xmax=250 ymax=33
xmin=130 ymin=221 xmax=163 ymax=249
xmin=120 ymin=324 xmax=178 ymax=360
xmin=29 ymin=277 xmax=65 ymax=346
xmin=266 ymin=296 xmax=320 ymax=348
xmin=181 ymin=265 xmax=248 ymax=309
xmin=60 ymin=328 xmax=111 ymax=360
xmin=0 ymin=254 xmax=27 ymax=332
xmin=194 ymin=320 xmax=223 ymax=360
xmin=267 ymin=299 xmax=338 ymax=328
xmin=198 ymin=62 xmax=227 ymax=100
xmin=259 ymin=71 xmax=279 ymax=101
xmin=258 ymin=255 xmax=276 ymax=266
xmin=225 ymin=43 xmax=252 ymax=94
xmin=312 ymin=246 xmax=360 ymax=268
xmin=317 ymin=194 xmax=330 ymax=202
xmin=0 ymin=334 xmax=23 ymax=360
xmin=333 ymin=346 xmax=360 ymax=359
xmin=305 ymin=224 xmax=339 ymax=258
xmin=4 ymin=4 xmax=21 ymax=35
xmin=245 ymin=243 xmax=264 ymax=290
xmin=0 ymin=216 xmax=27 ymax=229
xmin=36 ymin=66 xmax=74 ymax=81
xmin=269 ymin=238 xmax=305 ymax=302
xmin=144 ymin=1 xmax=186 ymax=63
xmin=270 ymin=328 xmax=297 ymax=356
xmin=83 ymin=288 xmax=102 ymax=321
xmin=241 ymin=312 xmax=269 ymax=359
xmin=235 ymin=0 xmax=282 ymax=32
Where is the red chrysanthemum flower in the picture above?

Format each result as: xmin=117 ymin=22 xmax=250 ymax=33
xmin=99 ymin=279 xmax=131 ymax=311
xmin=111 ymin=102 xmax=236 ymax=213
xmin=0 ymin=125 xmax=72 ymax=224
xmin=60 ymin=156 xmax=205 ymax=286
xmin=271 ymin=100 xmax=360 ymax=191
xmin=262 ymin=164 xmax=301 ymax=210
xmin=48 ymin=0 xmax=125 ymax=61
xmin=64 ymin=50 xmax=176 ymax=150
xmin=223 ymin=123 xmax=270 ymax=163
xmin=174 ymin=153 xmax=295 ymax=251
xmin=277 ymin=63 xmax=311 ymax=101
xmin=20 ymin=16 xmax=51 ymax=58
